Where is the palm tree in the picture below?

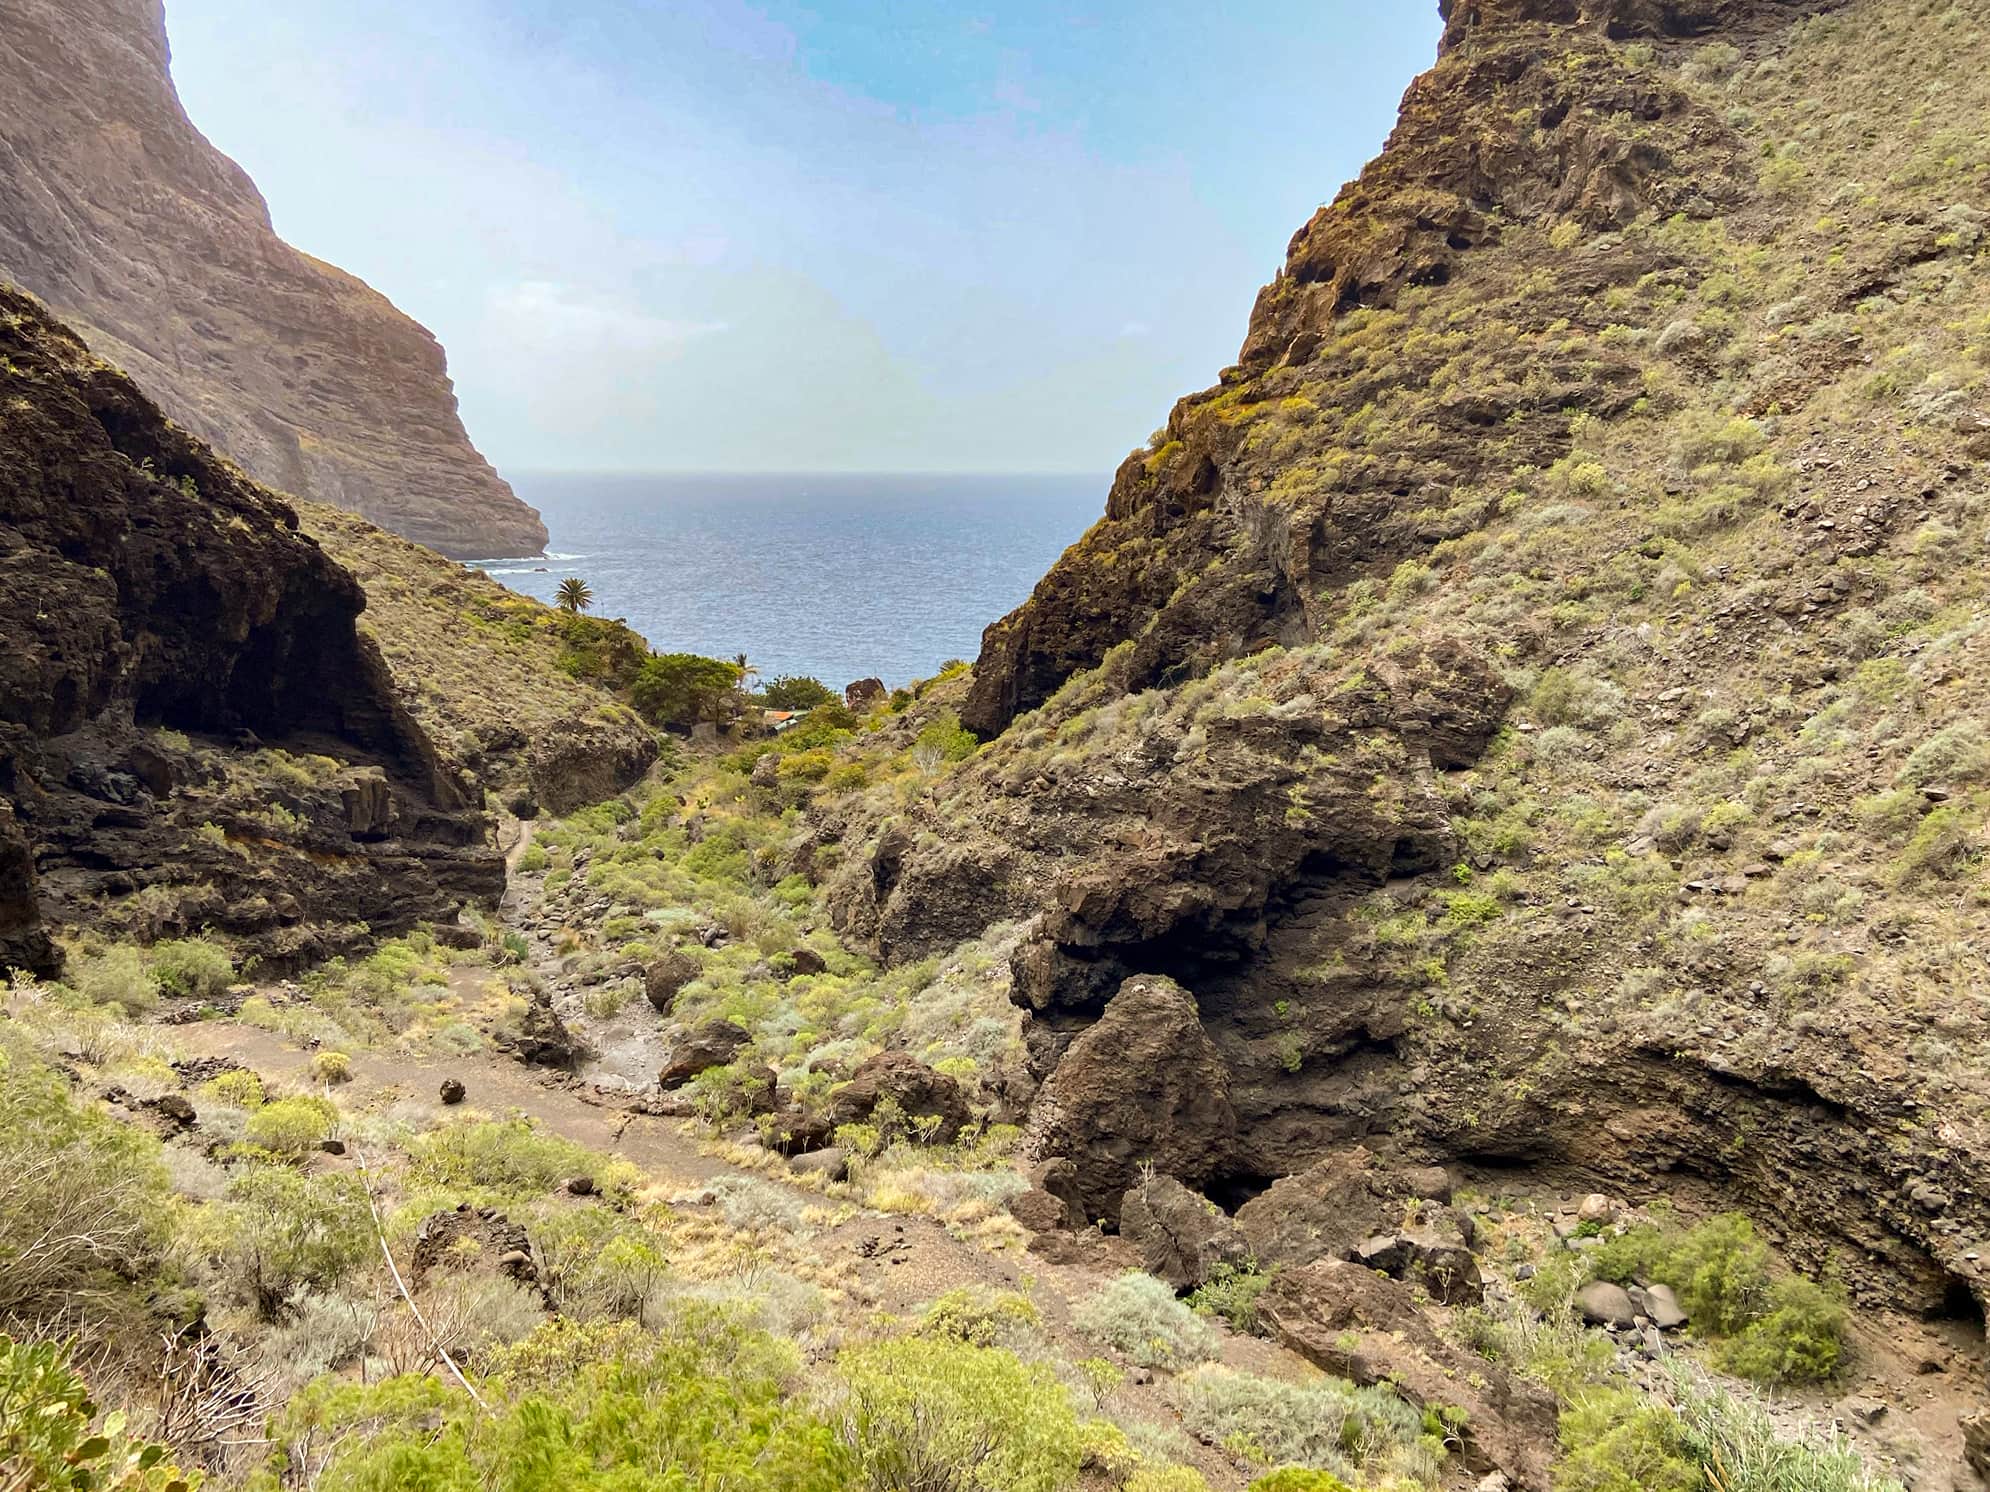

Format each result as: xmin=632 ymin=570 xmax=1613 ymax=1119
xmin=556 ymin=577 xmax=593 ymax=615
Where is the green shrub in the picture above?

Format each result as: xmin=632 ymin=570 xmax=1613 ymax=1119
xmin=1590 ymin=1213 xmax=1848 ymax=1384
xmin=1246 ymin=1472 xmax=1356 ymax=1492
xmin=1074 ymin=1272 xmax=1221 ymax=1369
xmin=310 ymin=1051 xmax=354 ymax=1085
xmin=0 ymin=1040 xmax=170 ymax=1327
xmin=1714 ymin=1276 xmax=1849 ymax=1384
xmin=1556 ymin=1387 xmax=1698 ymax=1492
xmin=515 ymin=843 xmax=550 ymax=874
xmin=211 ymin=1166 xmax=373 ymax=1318
xmin=242 ymin=1095 xmax=339 ymax=1161
xmin=410 ymin=1117 xmax=633 ymax=1199
xmin=835 ymin=1336 xmax=1083 ymax=1492
xmin=1170 ymin=1364 xmax=1434 ymax=1482
xmin=0 ymin=1333 xmax=201 ymax=1490
xmin=913 ymin=711 xmax=979 ymax=765
xmin=1670 ymin=1371 xmax=1904 ymax=1492
xmin=255 ymin=1314 xmax=850 ymax=1491
xmin=1188 ymin=1262 xmax=1273 ymax=1336
xmin=147 ymin=938 xmax=234 ymax=999
xmin=762 ymin=675 xmax=837 ymax=711
xmin=917 ymin=1286 xmax=1042 ymax=1346
xmin=1131 ymin=1469 xmax=1215 ymax=1492
xmin=74 ymin=945 xmax=159 ymax=1014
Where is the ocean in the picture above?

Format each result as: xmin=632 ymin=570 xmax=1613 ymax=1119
xmin=474 ymin=472 xmax=1104 ymax=691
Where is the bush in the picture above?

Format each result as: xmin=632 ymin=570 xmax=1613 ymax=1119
xmin=707 ymin=1174 xmax=806 ymax=1232
xmin=835 ymin=1335 xmax=1083 ymax=1492
xmin=310 ymin=1051 xmax=354 ymax=1085
xmin=0 ymin=1333 xmax=202 ymax=1490
xmin=1132 ymin=1469 xmax=1214 ymax=1492
xmin=212 ymin=1166 xmax=373 ymax=1317
xmin=1188 ymin=1263 xmax=1273 ymax=1336
xmin=1714 ymin=1276 xmax=1849 ymax=1384
xmin=1670 ymin=1371 xmax=1903 ymax=1492
xmin=1074 ymin=1272 xmax=1221 ymax=1369
xmin=148 ymin=938 xmax=234 ymax=1000
xmin=1556 ymin=1387 xmax=1699 ymax=1492
xmin=1170 ymin=1364 xmax=1434 ymax=1481
xmin=631 ymin=652 xmax=742 ymax=729
xmin=0 ymin=1039 xmax=169 ymax=1327
xmin=74 ymin=945 xmax=159 ymax=1014
xmin=762 ymin=675 xmax=837 ymax=711
xmin=1590 ymin=1213 xmax=1847 ymax=1384
xmin=410 ymin=1117 xmax=633 ymax=1199
xmin=1246 ymin=1473 xmax=1357 ymax=1492
xmin=918 ymin=1286 xmax=1042 ymax=1346
xmin=257 ymin=1314 xmax=851 ymax=1491
xmin=242 ymin=1095 xmax=339 ymax=1161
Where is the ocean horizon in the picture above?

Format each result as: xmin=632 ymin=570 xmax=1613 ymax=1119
xmin=475 ymin=470 xmax=1106 ymax=690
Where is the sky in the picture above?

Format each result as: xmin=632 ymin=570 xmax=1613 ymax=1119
xmin=162 ymin=1 xmax=1441 ymax=475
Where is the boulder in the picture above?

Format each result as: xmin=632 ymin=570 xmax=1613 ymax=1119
xmin=1576 ymin=1193 xmax=1617 ymax=1225
xmin=1961 ymin=1408 xmax=1990 ymax=1481
xmin=787 ymin=947 xmax=828 ymax=977
xmin=1634 ymin=1283 xmax=1688 ymax=1330
xmin=643 ymin=948 xmax=701 ymax=1012
xmin=787 ymin=1050 xmax=971 ymax=1152
xmin=1010 ymin=1189 xmax=1074 ymax=1234
xmin=526 ymin=712 xmax=659 ymax=817
xmin=1120 ymin=1174 xmax=1249 ymax=1290
xmin=1576 ymin=1281 xmax=1640 ymax=1329
xmin=1027 ymin=976 xmax=1236 ymax=1223
xmin=658 ymin=1019 xmax=751 ymax=1089
xmin=789 ymin=1146 xmax=849 ymax=1183
xmin=498 ymin=989 xmax=578 ymax=1068
xmin=439 ymin=1077 xmax=467 ymax=1105
xmin=1235 ymin=1146 xmax=1456 ymax=1269
xmin=845 ymin=678 xmax=887 ymax=711
xmin=412 ymin=1203 xmax=535 ymax=1286
xmin=1259 ymin=1260 xmax=1556 ymax=1492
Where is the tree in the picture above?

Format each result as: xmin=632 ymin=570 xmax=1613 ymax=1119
xmin=761 ymin=675 xmax=836 ymax=711
xmin=556 ymin=577 xmax=594 ymax=615
xmin=630 ymin=653 xmax=744 ymax=730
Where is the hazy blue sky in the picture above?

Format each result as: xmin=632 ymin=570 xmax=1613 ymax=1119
xmin=164 ymin=1 xmax=1440 ymax=474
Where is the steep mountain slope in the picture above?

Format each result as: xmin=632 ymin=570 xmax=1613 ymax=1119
xmin=817 ymin=0 xmax=1990 ymax=1325
xmin=0 ymin=0 xmax=547 ymax=559
xmin=0 ymin=281 xmax=503 ymax=973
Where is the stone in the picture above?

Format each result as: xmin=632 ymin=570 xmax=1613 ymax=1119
xmin=1119 ymin=1174 xmax=1249 ymax=1290
xmin=658 ymin=1019 xmax=752 ymax=1089
xmin=1576 ymin=1193 xmax=1616 ymax=1225
xmin=148 ymin=1094 xmax=197 ymax=1127
xmin=1576 ymin=1281 xmax=1639 ymax=1329
xmin=787 ymin=1050 xmax=972 ymax=1152
xmin=1259 ymin=1260 xmax=1555 ymax=1491
xmin=789 ymin=1147 xmax=849 ymax=1183
xmin=440 ymin=1078 xmax=467 ymax=1105
xmin=1638 ymin=1282 xmax=1688 ymax=1330
xmin=526 ymin=714 xmax=660 ymax=817
xmin=498 ymin=990 xmax=579 ymax=1068
xmin=1236 ymin=1146 xmax=1458 ymax=1270
xmin=1027 ymin=976 xmax=1236 ymax=1223
xmin=0 ymin=0 xmax=547 ymax=558
xmin=787 ymin=947 xmax=828 ymax=977
xmin=319 ymin=1138 xmax=347 ymax=1156
xmin=411 ymin=1205 xmax=533 ymax=1286
xmin=643 ymin=949 xmax=701 ymax=1012
xmin=1962 ymin=1408 xmax=1990 ymax=1480
xmin=1839 ymin=1395 xmax=1887 ymax=1426
xmin=844 ymin=678 xmax=888 ymax=711
xmin=1009 ymin=1188 xmax=1074 ymax=1234
xmin=566 ymin=1175 xmax=596 ymax=1197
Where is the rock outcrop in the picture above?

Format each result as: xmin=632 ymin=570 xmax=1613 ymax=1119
xmin=0 ymin=0 xmax=546 ymax=559
xmin=0 ymin=281 xmax=503 ymax=973
xmin=1025 ymin=977 xmax=1237 ymax=1222
xmin=814 ymin=0 xmax=1990 ymax=1326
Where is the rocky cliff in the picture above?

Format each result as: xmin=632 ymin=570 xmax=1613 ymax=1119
xmin=818 ymin=0 xmax=1990 ymax=1328
xmin=0 ymin=0 xmax=546 ymax=559
xmin=0 ymin=281 xmax=503 ymax=975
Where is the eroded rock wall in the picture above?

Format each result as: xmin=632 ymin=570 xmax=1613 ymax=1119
xmin=0 ymin=281 xmax=503 ymax=973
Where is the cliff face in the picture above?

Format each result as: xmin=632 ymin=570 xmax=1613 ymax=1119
xmin=0 ymin=281 xmax=503 ymax=975
xmin=822 ymin=0 xmax=1990 ymax=1322
xmin=0 ymin=0 xmax=547 ymax=560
